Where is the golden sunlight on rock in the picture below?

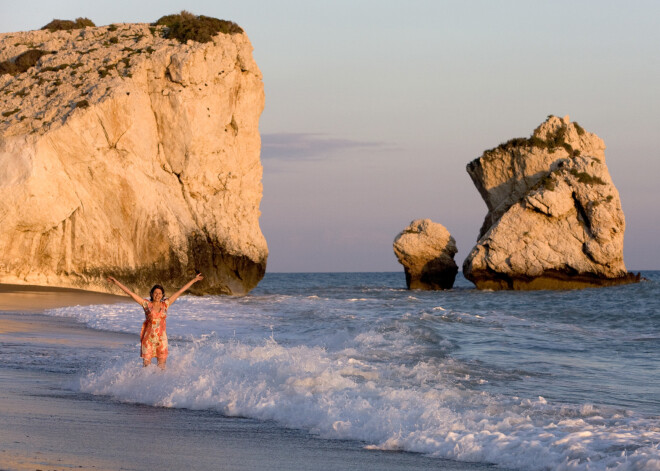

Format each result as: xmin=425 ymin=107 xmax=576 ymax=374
xmin=0 ymin=22 xmax=267 ymax=295
xmin=463 ymin=115 xmax=639 ymax=289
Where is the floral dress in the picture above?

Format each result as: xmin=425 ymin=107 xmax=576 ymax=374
xmin=140 ymin=298 xmax=169 ymax=360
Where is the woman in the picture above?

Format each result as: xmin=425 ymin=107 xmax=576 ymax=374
xmin=106 ymin=273 xmax=204 ymax=369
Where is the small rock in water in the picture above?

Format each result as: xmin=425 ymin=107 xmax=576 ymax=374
xmin=393 ymin=219 xmax=458 ymax=290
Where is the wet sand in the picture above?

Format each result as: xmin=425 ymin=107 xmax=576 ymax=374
xmin=0 ymin=283 xmax=125 ymax=312
xmin=0 ymin=367 xmax=468 ymax=471
xmin=0 ymin=286 xmax=488 ymax=471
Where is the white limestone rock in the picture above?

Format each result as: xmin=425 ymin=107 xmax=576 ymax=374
xmin=463 ymin=115 xmax=639 ymax=290
xmin=0 ymin=23 xmax=267 ymax=295
xmin=393 ymin=219 xmax=458 ymax=290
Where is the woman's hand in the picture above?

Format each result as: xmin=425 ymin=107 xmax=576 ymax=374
xmin=106 ymin=276 xmax=144 ymax=306
xmin=168 ymin=272 xmax=204 ymax=305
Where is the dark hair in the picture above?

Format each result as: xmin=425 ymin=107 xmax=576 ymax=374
xmin=150 ymin=284 xmax=165 ymax=301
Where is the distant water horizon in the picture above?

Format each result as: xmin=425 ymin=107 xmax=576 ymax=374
xmin=11 ymin=271 xmax=660 ymax=470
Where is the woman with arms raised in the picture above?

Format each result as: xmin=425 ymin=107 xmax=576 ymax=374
xmin=106 ymin=273 xmax=204 ymax=369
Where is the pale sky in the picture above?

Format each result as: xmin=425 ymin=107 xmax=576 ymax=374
xmin=2 ymin=1 xmax=658 ymax=272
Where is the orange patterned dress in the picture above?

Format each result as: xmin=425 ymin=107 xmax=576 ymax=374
xmin=140 ymin=298 xmax=169 ymax=360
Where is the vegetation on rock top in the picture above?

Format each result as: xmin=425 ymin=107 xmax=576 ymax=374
xmin=0 ymin=49 xmax=51 ymax=76
xmin=41 ymin=18 xmax=95 ymax=32
xmin=1 ymin=14 xmax=247 ymax=129
xmin=154 ymin=10 xmax=243 ymax=43
xmin=569 ymin=169 xmax=606 ymax=185
xmin=479 ymin=116 xmax=586 ymax=162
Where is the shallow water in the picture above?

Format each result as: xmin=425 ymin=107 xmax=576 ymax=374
xmin=38 ymin=272 xmax=660 ymax=470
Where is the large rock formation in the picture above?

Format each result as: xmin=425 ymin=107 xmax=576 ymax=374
xmin=393 ymin=219 xmax=458 ymax=290
xmin=0 ymin=21 xmax=267 ymax=295
xmin=463 ymin=115 xmax=639 ymax=290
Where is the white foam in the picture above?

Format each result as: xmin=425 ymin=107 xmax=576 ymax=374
xmin=43 ymin=288 xmax=660 ymax=469
xmin=45 ymin=296 xmax=280 ymax=340
xmin=79 ymin=338 xmax=660 ymax=471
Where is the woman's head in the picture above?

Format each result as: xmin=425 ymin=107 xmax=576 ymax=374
xmin=150 ymin=284 xmax=165 ymax=301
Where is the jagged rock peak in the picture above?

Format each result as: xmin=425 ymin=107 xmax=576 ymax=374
xmin=393 ymin=219 xmax=458 ymax=290
xmin=463 ymin=115 xmax=639 ymax=290
xmin=0 ymin=22 xmax=268 ymax=295
xmin=466 ymin=115 xmax=606 ymax=239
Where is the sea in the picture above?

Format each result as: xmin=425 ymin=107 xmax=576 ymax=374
xmin=16 ymin=272 xmax=660 ymax=470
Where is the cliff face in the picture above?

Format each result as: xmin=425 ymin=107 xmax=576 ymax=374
xmin=0 ymin=23 xmax=267 ymax=295
xmin=463 ymin=115 xmax=637 ymax=290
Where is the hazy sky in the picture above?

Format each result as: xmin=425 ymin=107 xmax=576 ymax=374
xmin=2 ymin=1 xmax=658 ymax=272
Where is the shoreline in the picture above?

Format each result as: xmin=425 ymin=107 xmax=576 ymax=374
xmin=0 ymin=282 xmax=126 ymax=312
xmin=0 ymin=286 xmax=482 ymax=471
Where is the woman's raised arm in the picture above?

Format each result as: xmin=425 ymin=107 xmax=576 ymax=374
xmin=168 ymin=273 xmax=204 ymax=305
xmin=107 ymin=276 xmax=145 ymax=306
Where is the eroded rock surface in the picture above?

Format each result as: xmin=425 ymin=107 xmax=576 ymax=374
xmin=0 ymin=23 xmax=267 ymax=295
xmin=394 ymin=219 xmax=458 ymax=290
xmin=463 ymin=115 xmax=638 ymax=290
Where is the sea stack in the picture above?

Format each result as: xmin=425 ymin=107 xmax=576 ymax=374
xmin=0 ymin=17 xmax=268 ymax=295
xmin=463 ymin=115 xmax=639 ymax=290
xmin=393 ymin=219 xmax=458 ymax=290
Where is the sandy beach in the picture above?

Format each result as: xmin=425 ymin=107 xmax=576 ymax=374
xmin=0 ymin=283 xmax=126 ymax=313
xmin=0 ymin=285 xmax=481 ymax=471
